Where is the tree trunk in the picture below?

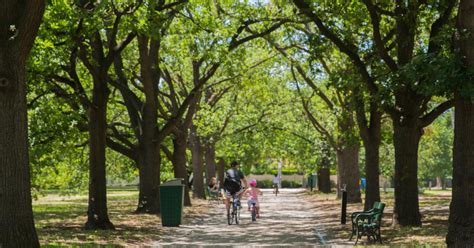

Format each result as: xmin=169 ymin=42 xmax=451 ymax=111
xmin=318 ymin=146 xmax=331 ymax=193
xmin=447 ymin=94 xmax=474 ymax=246
xmin=135 ymin=132 xmax=162 ymax=215
xmin=336 ymin=145 xmax=361 ymax=203
xmin=172 ymin=130 xmax=192 ymax=206
xmin=0 ymin=42 xmax=39 ymax=246
xmin=135 ymin=37 xmax=161 ymax=214
xmin=436 ymin=177 xmax=443 ymax=189
xmin=135 ymin=139 xmax=161 ymax=214
xmin=317 ymin=167 xmax=331 ymax=193
xmin=204 ymin=142 xmax=217 ymax=182
xmin=392 ymin=122 xmax=422 ymax=227
xmin=355 ymin=102 xmax=382 ymax=210
xmin=447 ymin=2 xmax=474 ymax=245
xmin=363 ymin=138 xmax=381 ymax=210
xmin=217 ymin=157 xmax=226 ymax=186
xmin=190 ymin=127 xmax=205 ymax=199
xmin=0 ymin=1 xmax=45 ymax=246
xmin=85 ymin=74 xmax=114 ymax=230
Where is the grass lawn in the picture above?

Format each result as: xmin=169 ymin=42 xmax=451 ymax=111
xmin=305 ymin=188 xmax=451 ymax=247
xmin=34 ymin=187 xmax=451 ymax=246
xmin=34 ymin=187 xmax=165 ymax=246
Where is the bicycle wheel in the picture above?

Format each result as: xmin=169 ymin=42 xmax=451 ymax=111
xmin=251 ymin=204 xmax=256 ymax=221
xmin=235 ymin=205 xmax=240 ymax=224
xmin=234 ymin=197 xmax=240 ymax=225
xmin=227 ymin=206 xmax=233 ymax=225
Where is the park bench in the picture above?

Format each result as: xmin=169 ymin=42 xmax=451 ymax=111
xmin=349 ymin=201 xmax=385 ymax=245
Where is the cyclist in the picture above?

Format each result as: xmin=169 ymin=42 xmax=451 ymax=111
xmin=243 ymin=179 xmax=263 ymax=218
xmin=272 ymin=174 xmax=280 ymax=195
xmin=223 ymin=161 xmax=248 ymax=217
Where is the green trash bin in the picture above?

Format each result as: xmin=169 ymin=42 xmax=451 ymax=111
xmin=160 ymin=178 xmax=184 ymax=227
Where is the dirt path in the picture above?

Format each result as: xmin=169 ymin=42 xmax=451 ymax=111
xmin=153 ymin=189 xmax=343 ymax=247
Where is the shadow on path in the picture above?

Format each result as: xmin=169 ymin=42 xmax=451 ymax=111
xmin=154 ymin=189 xmax=348 ymax=247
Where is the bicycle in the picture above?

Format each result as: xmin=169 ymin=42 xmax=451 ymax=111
xmin=273 ymin=183 xmax=279 ymax=196
xmin=228 ymin=193 xmax=240 ymax=225
xmin=250 ymin=202 xmax=257 ymax=222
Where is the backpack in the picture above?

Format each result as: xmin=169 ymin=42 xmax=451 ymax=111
xmin=223 ymin=169 xmax=241 ymax=194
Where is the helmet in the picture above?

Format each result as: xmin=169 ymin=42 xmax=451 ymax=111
xmin=249 ymin=179 xmax=257 ymax=187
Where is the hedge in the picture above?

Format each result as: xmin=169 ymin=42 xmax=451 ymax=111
xmin=256 ymin=179 xmax=302 ymax=188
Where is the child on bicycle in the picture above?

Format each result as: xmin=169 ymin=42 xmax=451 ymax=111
xmin=243 ymin=179 xmax=263 ymax=218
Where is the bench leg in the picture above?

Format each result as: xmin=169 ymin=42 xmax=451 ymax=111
xmin=355 ymin=227 xmax=361 ymax=245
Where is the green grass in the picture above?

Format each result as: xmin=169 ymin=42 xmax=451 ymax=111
xmin=34 ymin=188 xmax=160 ymax=246
xmin=306 ymin=189 xmax=450 ymax=246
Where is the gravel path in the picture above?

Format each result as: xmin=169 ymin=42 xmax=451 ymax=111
xmin=153 ymin=188 xmax=341 ymax=247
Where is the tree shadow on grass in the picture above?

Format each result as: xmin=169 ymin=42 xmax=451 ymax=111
xmin=304 ymin=189 xmax=450 ymax=246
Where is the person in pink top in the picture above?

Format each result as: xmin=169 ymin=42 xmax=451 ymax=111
xmin=243 ymin=179 xmax=263 ymax=218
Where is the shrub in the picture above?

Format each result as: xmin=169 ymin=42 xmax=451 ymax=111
xmin=257 ymin=180 xmax=273 ymax=188
xmin=281 ymin=180 xmax=302 ymax=188
xmin=256 ymin=179 xmax=303 ymax=188
xmin=269 ymin=168 xmax=301 ymax=175
xmin=250 ymin=166 xmax=267 ymax=175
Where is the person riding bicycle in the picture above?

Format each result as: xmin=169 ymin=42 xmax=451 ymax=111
xmin=272 ymin=174 xmax=280 ymax=194
xmin=223 ymin=161 xmax=248 ymax=217
xmin=243 ymin=179 xmax=263 ymax=218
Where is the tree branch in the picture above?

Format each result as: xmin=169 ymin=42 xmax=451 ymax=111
xmin=229 ymin=20 xmax=287 ymax=51
xmin=420 ymin=99 xmax=454 ymax=127
xmin=106 ymin=137 xmax=137 ymax=160
xmin=292 ymin=0 xmax=378 ymax=95
xmin=362 ymin=0 xmax=398 ymax=71
xmin=428 ymin=0 xmax=456 ymax=53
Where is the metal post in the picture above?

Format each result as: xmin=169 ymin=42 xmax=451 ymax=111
xmin=277 ymin=160 xmax=282 ymax=189
xmin=341 ymin=184 xmax=347 ymax=224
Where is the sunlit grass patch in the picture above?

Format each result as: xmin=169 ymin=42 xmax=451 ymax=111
xmin=305 ymin=188 xmax=450 ymax=246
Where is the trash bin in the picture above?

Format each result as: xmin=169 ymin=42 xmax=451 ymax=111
xmin=160 ymin=178 xmax=184 ymax=227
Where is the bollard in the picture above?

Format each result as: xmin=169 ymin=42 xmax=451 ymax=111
xmin=341 ymin=184 xmax=347 ymax=224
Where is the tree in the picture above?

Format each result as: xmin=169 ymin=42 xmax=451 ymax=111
xmin=418 ymin=111 xmax=453 ymax=188
xmin=447 ymin=0 xmax=474 ymax=245
xmin=292 ymin=66 xmax=361 ymax=202
xmin=264 ymin=32 xmax=362 ymax=202
xmin=0 ymin=0 xmax=45 ymax=246
xmin=277 ymin=1 xmax=383 ymax=209
xmin=108 ymin=0 xmax=191 ymax=213
xmin=292 ymin=0 xmax=456 ymax=226
xmin=59 ymin=1 xmax=136 ymax=229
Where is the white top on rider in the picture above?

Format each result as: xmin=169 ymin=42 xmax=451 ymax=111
xmin=273 ymin=175 xmax=280 ymax=184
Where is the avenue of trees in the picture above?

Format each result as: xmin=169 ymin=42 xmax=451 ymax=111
xmin=1 ymin=0 xmax=473 ymax=246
